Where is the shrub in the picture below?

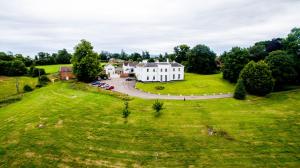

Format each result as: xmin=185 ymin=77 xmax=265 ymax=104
xmin=155 ymin=86 xmax=165 ymax=90
xmin=23 ymin=84 xmax=33 ymax=92
xmin=38 ymin=75 xmax=50 ymax=86
xmin=35 ymin=84 xmax=43 ymax=88
xmin=29 ymin=66 xmax=46 ymax=77
xmin=152 ymin=100 xmax=164 ymax=114
xmin=234 ymin=79 xmax=246 ymax=100
xmin=240 ymin=61 xmax=274 ymax=96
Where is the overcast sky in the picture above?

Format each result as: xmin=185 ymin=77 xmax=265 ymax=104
xmin=0 ymin=0 xmax=299 ymax=57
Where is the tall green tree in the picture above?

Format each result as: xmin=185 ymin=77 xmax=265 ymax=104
xmin=283 ymin=27 xmax=300 ymax=79
xmin=56 ymin=49 xmax=72 ymax=64
xmin=240 ymin=61 xmax=274 ymax=96
xmin=222 ymin=47 xmax=250 ymax=83
xmin=72 ymin=40 xmax=101 ymax=82
xmin=265 ymin=50 xmax=297 ymax=89
xmin=187 ymin=44 xmax=217 ymax=74
xmin=248 ymin=43 xmax=268 ymax=62
xmin=142 ymin=51 xmax=150 ymax=60
xmin=174 ymin=44 xmax=190 ymax=63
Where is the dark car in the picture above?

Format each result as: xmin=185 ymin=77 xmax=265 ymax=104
xmin=125 ymin=78 xmax=134 ymax=81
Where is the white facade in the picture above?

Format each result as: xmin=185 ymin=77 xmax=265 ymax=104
xmin=122 ymin=63 xmax=136 ymax=74
xmin=104 ymin=64 xmax=115 ymax=77
xmin=135 ymin=61 xmax=184 ymax=82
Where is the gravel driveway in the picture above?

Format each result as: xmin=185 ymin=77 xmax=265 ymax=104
xmin=105 ymin=78 xmax=232 ymax=100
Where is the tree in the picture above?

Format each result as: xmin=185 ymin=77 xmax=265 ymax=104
xmin=142 ymin=51 xmax=150 ymax=60
xmin=9 ymin=60 xmax=27 ymax=76
xmin=174 ymin=44 xmax=190 ymax=63
xmin=148 ymin=58 xmax=155 ymax=62
xmin=266 ymin=38 xmax=283 ymax=53
xmin=283 ymin=27 xmax=300 ymax=80
xmin=240 ymin=61 xmax=274 ymax=96
xmin=99 ymin=51 xmax=109 ymax=61
xmin=72 ymin=39 xmax=101 ymax=82
xmin=129 ymin=52 xmax=142 ymax=61
xmin=122 ymin=101 xmax=130 ymax=118
xmin=265 ymin=50 xmax=297 ymax=89
xmin=222 ymin=47 xmax=250 ymax=83
xmin=120 ymin=50 xmax=128 ymax=60
xmin=248 ymin=43 xmax=268 ymax=62
xmin=234 ymin=79 xmax=246 ymax=100
xmin=157 ymin=54 xmax=166 ymax=62
xmin=56 ymin=49 xmax=72 ymax=64
xmin=152 ymin=100 xmax=164 ymax=115
xmin=187 ymin=44 xmax=217 ymax=74
xmin=0 ymin=52 xmax=14 ymax=61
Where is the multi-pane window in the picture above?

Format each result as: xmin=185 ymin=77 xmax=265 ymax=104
xmin=165 ymin=69 xmax=167 ymax=72
xmin=173 ymin=74 xmax=175 ymax=79
xmin=178 ymin=68 xmax=181 ymax=71
xmin=153 ymin=76 xmax=155 ymax=80
xmin=153 ymin=69 xmax=155 ymax=72
xmin=173 ymin=68 xmax=175 ymax=71
xmin=147 ymin=76 xmax=149 ymax=80
xmin=178 ymin=74 xmax=180 ymax=79
xmin=147 ymin=69 xmax=149 ymax=72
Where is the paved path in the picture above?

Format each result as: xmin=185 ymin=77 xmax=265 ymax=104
xmin=105 ymin=78 xmax=232 ymax=100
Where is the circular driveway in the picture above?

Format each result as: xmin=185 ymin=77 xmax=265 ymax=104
xmin=104 ymin=78 xmax=232 ymax=100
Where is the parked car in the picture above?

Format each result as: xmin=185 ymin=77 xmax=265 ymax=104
xmin=91 ymin=81 xmax=101 ymax=85
xmin=106 ymin=86 xmax=114 ymax=90
xmin=97 ymin=83 xmax=106 ymax=87
xmin=125 ymin=78 xmax=135 ymax=81
xmin=101 ymin=84 xmax=110 ymax=88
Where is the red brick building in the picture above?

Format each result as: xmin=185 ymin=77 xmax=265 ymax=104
xmin=59 ymin=67 xmax=75 ymax=80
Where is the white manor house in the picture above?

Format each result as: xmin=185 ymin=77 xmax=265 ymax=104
xmin=105 ymin=59 xmax=184 ymax=82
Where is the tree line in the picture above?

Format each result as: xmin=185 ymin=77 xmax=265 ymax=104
xmin=1 ymin=27 xmax=299 ymax=97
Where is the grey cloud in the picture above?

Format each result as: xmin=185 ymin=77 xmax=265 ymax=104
xmin=0 ymin=0 xmax=299 ymax=56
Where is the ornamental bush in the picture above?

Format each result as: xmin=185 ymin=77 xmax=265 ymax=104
xmin=233 ymin=79 xmax=246 ymax=100
xmin=155 ymin=86 xmax=165 ymax=90
xmin=240 ymin=61 xmax=274 ymax=96
xmin=23 ymin=84 xmax=33 ymax=92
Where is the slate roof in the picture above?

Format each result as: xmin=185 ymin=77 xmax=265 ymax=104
xmin=136 ymin=62 xmax=183 ymax=67
xmin=60 ymin=67 xmax=72 ymax=72
xmin=124 ymin=62 xmax=138 ymax=67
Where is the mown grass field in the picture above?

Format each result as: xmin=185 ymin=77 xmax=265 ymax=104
xmin=0 ymin=81 xmax=299 ymax=167
xmin=0 ymin=76 xmax=37 ymax=98
xmin=36 ymin=64 xmax=72 ymax=74
xmin=136 ymin=73 xmax=235 ymax=95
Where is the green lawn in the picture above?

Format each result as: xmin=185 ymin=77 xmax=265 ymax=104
xmin=36 ymin=64 xmax=72 ymax=74
xmin=0 ymin=76 xmax=37 ymax=98
xmin=136 ymin=73 xmax=235 ymax=95
xmin=0 ymin=81 xmax=299 ymax=167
